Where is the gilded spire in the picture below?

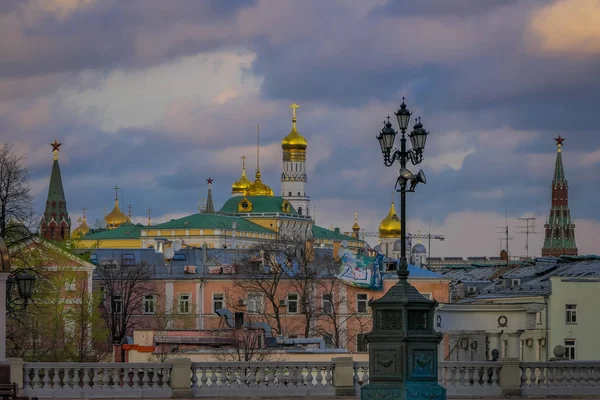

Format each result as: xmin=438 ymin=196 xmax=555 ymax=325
xmin=282 ymin=102 xmax=307 ymax=152
xmin=352 ymin=212 xmax=361 ymax=239
xmin=246 ymin=127 xmax=274 ymax=196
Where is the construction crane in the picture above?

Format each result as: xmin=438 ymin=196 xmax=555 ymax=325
xmin=354 ymin=232 xmax=445 ymax=241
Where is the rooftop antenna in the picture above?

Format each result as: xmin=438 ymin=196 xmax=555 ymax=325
xmin=515 ymin=217 xmax=540 ymax=258
xmin=256 ymin=124 xmax=260 ymax=174
xmin=127 ymin=204 xmax=132 ymax=219
xmin=147 ymin=207 xmax=152 ymax=226
xmin=495 ymin=211 xmax=513 ymax=266
xmin=427 ymin=216 xmax=432 ymax=267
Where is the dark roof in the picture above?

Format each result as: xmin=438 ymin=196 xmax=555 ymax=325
xmin=312 ymin=225 xmax=357 ymax=241
xmin=219 ymin=196 xmax=299 ymax=215
xmin=82 ymin=222 xmax=144 ymax=240
xmin=151 ymin=213 xmax=272 ymax=234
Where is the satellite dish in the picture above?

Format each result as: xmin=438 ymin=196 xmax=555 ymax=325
xmin=164 ymin=248 xmax=175 ymax=260
xmin=500 ymin=250 xmax=508 ymax=260
xmin=172 ymin=239 xmax=182 ymax=252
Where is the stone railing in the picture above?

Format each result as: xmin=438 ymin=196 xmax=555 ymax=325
xmin=22 ymin=362 xmax=172 ymax=399
xmin=13 ymin=359 xmax=600 ymax=398
xmin=191 ymin=361 xmax=335 ymax=397
xmin=521 ymin=361 xmax=600 ymax=397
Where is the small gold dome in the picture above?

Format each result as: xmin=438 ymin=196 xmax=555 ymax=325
xmin=282 ymin=126 xmax=307 ymax=152
xmin=245 ymin=170 xmax=274 ymax=196
xmin=232 ymin=162 xmax=252 ymax=194
xmin=379 ymin=202 xmax=401 ymax=238
xmin=352 ymin=221 xmax=360 ymax=230
xmin=72 ymin=217 xmax=90 ymax=238
xmin=105 ymin=200 xmax=130 ymax=228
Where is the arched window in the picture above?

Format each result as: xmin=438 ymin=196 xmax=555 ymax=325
xmin=297 ymin=192 xmax=301 ymax=196
xmin=298 ymin=207 xmax=303 ymax=215
xmin=288 ymin=191 xmax=292 ymax=196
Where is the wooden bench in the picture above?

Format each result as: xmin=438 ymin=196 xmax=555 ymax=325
xmin=0 ymin=382 xmax=32 ymax=400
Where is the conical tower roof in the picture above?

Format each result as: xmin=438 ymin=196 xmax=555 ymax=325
xmin=41 ymin=140 xmax=71 ymax=240
xmin=203 ymin=178 xmax=215 ymax=213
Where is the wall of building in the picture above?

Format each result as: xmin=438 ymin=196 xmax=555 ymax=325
xmin=548 ymin=277 xmax=600 ymax=360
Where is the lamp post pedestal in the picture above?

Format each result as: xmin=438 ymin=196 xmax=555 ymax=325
xmin=0 ymin=272 xmax=10 ymax=384
xmin=361 ymin=273 xmax=446 ymax=400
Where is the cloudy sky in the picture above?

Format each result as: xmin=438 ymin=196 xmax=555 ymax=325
xmin=2 ymin=0 xmax=599 ymax=257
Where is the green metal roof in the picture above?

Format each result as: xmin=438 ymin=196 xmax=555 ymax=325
xmin=150 ymin=213 xmax=273 ymax=234
xmin=219 ymin=196 xmax=298 ymax=215
xmin=81 ymin=222 xmax=144 ymax=240
xmin=312 ymin=225 xmax=358 ymax=241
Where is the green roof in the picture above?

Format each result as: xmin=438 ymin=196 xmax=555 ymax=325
xmin=312 ymin=225 xmax=358 ymax=241
xmin=82 ymin=222 xmax=144 ymax=240
xmin=150 ymin=213 xmax=273 ymax=234
xmin=219 ymin=196 xmax=299 ymax=215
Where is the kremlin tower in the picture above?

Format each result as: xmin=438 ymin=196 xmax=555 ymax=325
xmin=281 ymin=103 xmax=309 ymax=216
xmin=40 ymin=140 xmax=71 ymax=241
xmin=541 ymin=136 xmax=578 ymax=257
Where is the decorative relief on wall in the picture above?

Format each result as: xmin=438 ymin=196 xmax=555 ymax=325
xmin=409 ymin=349 xmax=436 ymax=379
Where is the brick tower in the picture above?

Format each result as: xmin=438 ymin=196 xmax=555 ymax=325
xmin=541 ymin=136 xmax=577 ymax=257
xmin=40 ymin=140 xmax=71 ymax=241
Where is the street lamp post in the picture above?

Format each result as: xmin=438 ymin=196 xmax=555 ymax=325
xmin=361 ymin=99 xmax=445 ymax=400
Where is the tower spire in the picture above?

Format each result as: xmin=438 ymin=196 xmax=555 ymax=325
xmin=256 ymin=125 xmax=260 ymax=177
xmin=147 ymin=207 xmax=152 ymax=226
xmin=542 ymin=136 xmax=577 ymax=257
xmin=203 ymin=178 xmax=215 ymax=213
xmin=41 ymin=139 xmax=71 ymax=240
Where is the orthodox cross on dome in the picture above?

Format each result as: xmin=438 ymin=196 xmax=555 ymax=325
xmin=113 ymin=185 xmax=120 ymax=201
xmin=290 ymin=103 xmax=299 ymax=118
xmin=50 ymin=139 xmax=62 ymax=160
xmin=241 ymin=155 xmax=247 ymax=170
xmin=82 ymin=206 xmax=87 ymax=219
xmin=354 ymin=212 xmax=358 ymax=223
xmin=128 ymin=204 xmax=132 ymax=218
xmin=555 ymin=135 xmax=565 ymax=152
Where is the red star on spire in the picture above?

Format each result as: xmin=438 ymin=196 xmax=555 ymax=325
xmin=207 ymin=178 xmax=213 ymax=185
xmin=50 ymin=139 xmax=62 ymax=152
xmin=555 ymin=135 xmax=565 ymax=147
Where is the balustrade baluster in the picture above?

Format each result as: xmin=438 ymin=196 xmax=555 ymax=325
xmin=454 ymin=366 xmax=464 ymax=387
xmin=265 ymin=366 xmax=273 ymax=387
xmin=200 ymin=367 xmax=208 ymax=388
xmin=151 ymin=367 xmax=160 ymax=388
xmin=490 ymin=366 xmax=499 ymax=387
xmin=473 ymin=366 xmax=482 ymax=388
xmin=521 ymin=367 xmax=529 ymax=388
xmin=142 ymin=368 xmax=150 ymax=389
xmin=256 ymin=366 xmax=265 ymax=388
xmin=209 ymin=366 xmax=217 ymax=388
xmin=465 ymin=366 xmax=473 ymax=387
xmin=102 ymin=368 xmax=110 ymax=390
xmin=32 ymin=368 xmax=41 ymax=389
xmin=73 ymin=367 xmax=81 ymax=390
xmin=315 ymin=367 xmax=323 ymax=387
xmin=190 ymin=366 xmax=198 ymax=389
xmin=132 ymin=368 xmax=141 ymax=389
xmin=547 ymin=366 xmax=555 ymax=387
xmin=326 ymin=365 xmax=334 ymax=386
xmin=91 ymin=367 xmax=100 ymax=390
xmin=112 ymin=368 xmax=121 ymax=391
xmin=42 ymin=368 xmax=51 ymax=390
xmin=23 ymin=368 xmax=31 ymax=390
xmin=52 ymin=367 xmax=61 ymax=389
xmin=63 ymin=367 xmax=71 ymax=390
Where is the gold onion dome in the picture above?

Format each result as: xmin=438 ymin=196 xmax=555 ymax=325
xmin=105 ymin=186 xmax=130 ymax=228
xmin=245 ymin=170 xmax=274 ymax=196
xmin=282 ymin=103 xmax=307 ymax=152
xmin=379 ymin=202 xmax=401 ymax=238
xmin=232 ymin=156 xmax=252 ymax=194
xmin=72 ymin=217 xmax=90 ymax=238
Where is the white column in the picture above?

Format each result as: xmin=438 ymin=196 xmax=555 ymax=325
xmin=488 ymin=331 xmax=502 ymax=360
xmin=0 ymin=273 xmax=8 ymax=362
xmin=506 ymin=331 xmax=523 ymax=359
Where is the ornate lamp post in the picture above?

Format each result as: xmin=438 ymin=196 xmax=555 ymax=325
xmin=361 ymin=99 xmax=445 ymax=400
xmin=1 ymin=237 xmax=36 ymax=364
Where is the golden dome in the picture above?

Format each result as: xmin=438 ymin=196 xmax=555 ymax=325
xmin=105 ymin=199 xmax=130 ymax=228
xmin=282 ymin=103 xmax=307 ymax=152
xmin=72 ymin=217 xmax=90 ymax=238
xmin=352 ymin=212 xmax=360 ymax=231
xmin=245 ymin=170 xmax=274 ymax=196
xmin=232 ymin=156 xmax=252 ymax=194
xmin=379 ymin=202 xmax=401 ymax=238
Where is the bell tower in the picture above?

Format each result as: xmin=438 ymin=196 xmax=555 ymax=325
xmin=281 ymin=103 xmax=310 ymax=216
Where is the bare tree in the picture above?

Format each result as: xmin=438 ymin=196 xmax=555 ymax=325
xmin=95 ymin=261 xmax=153 ymax=347
xmin=213 ymin=315 xmax=275 ymax=362
xmin=0 ymin=143 xmax=34 ymax=246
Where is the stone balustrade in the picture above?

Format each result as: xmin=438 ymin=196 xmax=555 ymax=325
xmin=6 ymin=359 xmax=600 ymax=398
xmin=191 ymin=361 xmax=335 ymax=397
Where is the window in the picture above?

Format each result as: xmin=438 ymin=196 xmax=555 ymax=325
xmin=357 ymin=293 xmax=368 ymax=313
xmin=566 ymin=304 xmax=577 ymax=324
xmin=213 ymin=293 xmax=224 ymax=313
xmin=323 ymin=334 xmax=334 ymax=348
xmin=121 ymin=253 xmax=136 ymax=266
xmin=565 ymin=339 xmax=576 ymax=359
xmin=248 ymin=293 xmax=264 ymax=314
xmin=288 ymin=191 xmax=292 ymax=196
xmin=357 ymin=333 xmax=368 ymax=352
xmin=420 ymin=292 xmax=433 ymax=300
xmin=298 ymin=207 xmax=302 ymax=215
xmin=179 ymin=294 xmax=191 ymax=314
xmin=143 ymin=295 xmax=155 ymax=314
xmin=536 ymin=312 xmax=543 ymax=325
xmin=111 ymin=295 xmax=123 ymax=314
xmin=172 ymin=253 xmax=186 ymax=261
xmin=322 ymin=293 xmax=333 ymax=314
xmin=65 ymin=280 xmax=76 ymax=292
xmin=287 ymin=293 xmax=299 ymax=314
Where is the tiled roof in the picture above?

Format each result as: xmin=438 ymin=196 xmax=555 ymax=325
xmin=219 ymin=196 xmax=299 ymax=215
xmin=150 ymin=213 xmax=272 ymax=234
xmin=82 ymin=222 xmax=144 ymax=240
xmin=312 ymin=225 xmax=358 ymax=241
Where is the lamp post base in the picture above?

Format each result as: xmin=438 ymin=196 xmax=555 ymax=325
xmin=361 ymin=382 xmax=446 ymax=400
